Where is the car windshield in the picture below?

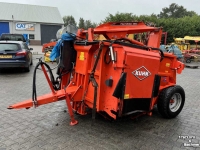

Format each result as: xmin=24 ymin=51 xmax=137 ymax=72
xmin=0 ymin=43 xmax=19 ymax=52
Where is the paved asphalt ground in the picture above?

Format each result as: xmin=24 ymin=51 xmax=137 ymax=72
xmin=0 ymin=46 xmax=200 ymax=150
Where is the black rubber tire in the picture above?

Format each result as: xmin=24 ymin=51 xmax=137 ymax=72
xmin=186 ymin=59 xmax=191 ymax=63
xmin=157 ymin=85 xmax=185 ymax=119
xmin=25 ymin=64 xmax=30 ymax=72
xmin=30 ymin=58 xmax=33 ymax=65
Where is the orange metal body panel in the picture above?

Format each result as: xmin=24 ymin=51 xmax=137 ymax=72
xmin=8 ymin=21 xmax=185 ymax=124
xmin=124 ymin=50 xmax=160 ymax=98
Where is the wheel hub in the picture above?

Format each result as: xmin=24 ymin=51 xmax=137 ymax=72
xmin=169 ymin=93 xmax=182 ymax=112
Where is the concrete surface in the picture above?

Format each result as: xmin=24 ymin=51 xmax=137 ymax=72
xmin=0 ymin=55 xmax=200 ymax=150
xmin=29 ymin=45 xmax=43 ymax=55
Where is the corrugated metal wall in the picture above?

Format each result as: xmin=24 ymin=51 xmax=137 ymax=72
xmin=0 ymin=2 xmax=64 ymax=24
xmin=41 ymin=24 xmax=61 ymax=44
xmin=0 ymin=22 xmax=10 ymax=35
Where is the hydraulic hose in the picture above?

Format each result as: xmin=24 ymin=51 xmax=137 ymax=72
xmin=32 ymin=59 xmax=61 ymax=107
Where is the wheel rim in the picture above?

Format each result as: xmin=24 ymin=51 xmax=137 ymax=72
xmin=169 ymin=93 xmax=182 ymax=112
xmin=186 ymin=59 xmax=191 ymax=63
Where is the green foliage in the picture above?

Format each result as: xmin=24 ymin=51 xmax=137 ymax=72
xmin=158 ymin=3 xmax=197 ymax=18
xmin=102 ymin=12 xmax=159 ymax=25
xmin=63 ymin=15 xmax=77 ymax=27
xmin=84 ymin=20 xmax=93 ymax=29
xmin=103 ymin=12 xmax=134 ymax=22
xmin=63 ymin=3 xmax=200 ymax=44
xmin=78 ymin=18 xmax=85 ymax=29
xmin=78 ymin=18 xmax=97 ymax=29
xmin=85 ymin=20 xmax=98 ymax=29
xmin=101 ymin=4 xmax=200 ymax=43
xmin=156 ymin=15 xmax=200 ymax=43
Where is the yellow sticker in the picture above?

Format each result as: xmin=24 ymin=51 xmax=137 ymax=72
xmin=166 ymin=63 xmax=170 ymax=67
xmin=79 ymin=52 xmax=84 ymax=61
xmin=124 ymin=94 xmax=129 ymax=99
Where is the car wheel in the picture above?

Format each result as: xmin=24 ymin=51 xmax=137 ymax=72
xmin=186 ymin=59 xmax=191 ymax=63
xmin=30 ymin=58 xmax=33 ymax=65
xmin=157 ymin=85 xmax=185 ymax=119
xmin=25 ymin=64 xmax=30 ymax=72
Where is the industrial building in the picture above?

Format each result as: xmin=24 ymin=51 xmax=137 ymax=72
xmin=0 ymin=2 xmax=64 ymax=45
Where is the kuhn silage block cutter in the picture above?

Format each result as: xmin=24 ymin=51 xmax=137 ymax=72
xmin=8 ymin=22 xmax=185 ymax=125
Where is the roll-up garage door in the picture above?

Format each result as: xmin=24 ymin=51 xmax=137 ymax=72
xmin=0 ymin=22 xmax=10 ymax=35
xmin=41 ymin=24 xmax=61 ymax=45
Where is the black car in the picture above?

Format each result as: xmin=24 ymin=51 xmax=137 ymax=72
xmin=0 ymin=33 xmax=27 ymax=42
xmin=0 ymin=41 xmax=33 ymax=72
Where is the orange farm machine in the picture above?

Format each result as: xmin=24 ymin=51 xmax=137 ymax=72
xmin=42 ymin=40 xmax=57 ymax=53
xmin=8 ymin=22 xmax=185 ymax=126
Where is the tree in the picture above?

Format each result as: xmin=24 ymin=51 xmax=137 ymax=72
xmin=100 ymin=5 xmax=200 ymax=44
xmin=103 ymin=12 xmax=134 ymax=23
xmin=63 ymin=15 xmax=77 ymax=27
xmin=91 ymin=22 xmax=98 ymax=28
xmin=84 ymin=20 xmax=92 ymax=29
xmin=84 ymin=20 xmax=96 ymax=29
xmin=78 ymin=18 xmax=85 ymax=29
xmin=78 ymin=18 xmax=97 ymax=29
xmin=158 ymin=3 xmax=197 ymax=18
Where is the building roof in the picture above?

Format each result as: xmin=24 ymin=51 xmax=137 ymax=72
xmin=0 ymin=2 xmax=64 ymax=24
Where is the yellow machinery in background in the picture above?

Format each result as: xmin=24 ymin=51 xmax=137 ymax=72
xmin=184 ymin=36 xmax=200 ymax=49
xmin=95 ymin=34 xmax=147 ymax=43
xmin=44 ymin=51 xmax=53 ymax=62
xmin=173 ymin=38 xmax=190 ymax=51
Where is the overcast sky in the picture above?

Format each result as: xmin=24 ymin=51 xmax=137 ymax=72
xmin=0 ymin=0 xmax=200 ymax=23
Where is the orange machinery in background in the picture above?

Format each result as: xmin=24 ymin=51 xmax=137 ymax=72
xmin=42 ymin=40 xmax=57 ymax=62
xmin=8 ymin=22 xmax=185 ymax=126
xmin=42 ymin=40 xmax=57 ymax=53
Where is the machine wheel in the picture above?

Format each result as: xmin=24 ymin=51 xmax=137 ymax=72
xmin=186 ymin=59 xmax=191 ymax=63
xmin=157 ymin=85 xmax=185 ymax=119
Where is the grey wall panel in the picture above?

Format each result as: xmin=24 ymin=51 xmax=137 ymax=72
xmin=41 ymin=24 xmax=61 ymax=45
xmin=9 ymin=22 xmax=41 ymax=40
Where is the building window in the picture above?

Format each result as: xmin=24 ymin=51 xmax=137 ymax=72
xmin=29 ymin=34 xmax=35 ymax=39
